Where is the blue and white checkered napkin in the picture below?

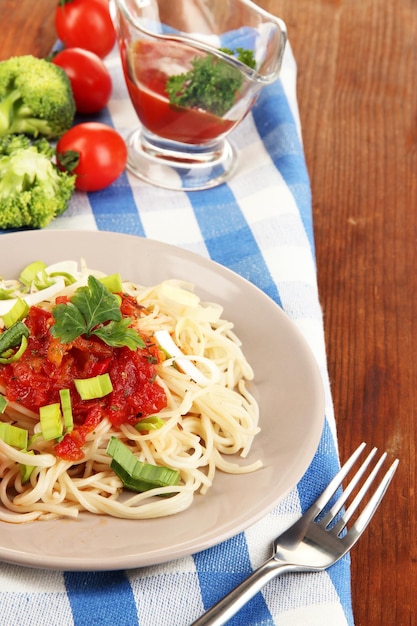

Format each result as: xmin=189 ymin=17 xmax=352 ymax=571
xmin=0 ymin=42 xmax=355 ymax=626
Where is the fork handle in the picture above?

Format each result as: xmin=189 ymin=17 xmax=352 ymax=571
xmin=191 ymin=558 xmax=295 ymax=625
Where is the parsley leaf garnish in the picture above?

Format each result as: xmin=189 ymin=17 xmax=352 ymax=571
xmin=50 ymin=275 xmax=145 ymax=350
xmin=93 ymin=318 xmax=144 ymax=350
xmin=166 ymin=47 xmax=256 ymax=117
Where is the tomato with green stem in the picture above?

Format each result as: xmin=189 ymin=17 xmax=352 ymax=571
xmin=56 ymin=123 xmax=127 ymax=192
xmin=55 ymin=0 xmax=116 ymax=58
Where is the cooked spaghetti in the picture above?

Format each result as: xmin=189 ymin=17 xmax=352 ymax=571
xmin=0 ymin=260 xmax=261 ymax=523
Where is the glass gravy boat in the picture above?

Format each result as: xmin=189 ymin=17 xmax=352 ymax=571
xmin=115 ymin=0 xmax=287 ymax=190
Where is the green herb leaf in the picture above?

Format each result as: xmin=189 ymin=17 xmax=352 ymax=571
xmin=71 ymin=275 xmax=122 ymax=333
xmin=166 ymin=47 xmax=256 ymax=118
xmin=229 ymin=47 xmax=256 ymax=69
xmin=93 ymin=318 xmax=145 ymax=350
xmin=51 ymin=301 xmax=87 ymax=343
xmin=51 ymin=275 xmax=143 ymax=350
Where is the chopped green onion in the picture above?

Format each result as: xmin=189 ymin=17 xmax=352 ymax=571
xmin=0 ymin=422 xmax=28 ymax=449
xmin=74 ymin=373 xmax=113 ymax=400
xmin=0 ymin=394 xmax=7 ymax=414
xmin=106 ymin=437 xmax=180 ymax=492
xmin=39 ymin=403 xmax=63 ymax=441
xmin=99 ymin=273 xmax=123 ymax=293
xmin=34 ymin=269 xmax=57 ymax=290
xmin=0 ymin=322 xmax=30 ymax=363
xmin=20 ymin=450 xmax=35 ymax=483
xmin=1 ymin=297 xmax=29 ymax=328
xmin=0 ymin=287 xmax=15 ymax=301
xmin=44 ymin=261 xmax=78 ymax=278
xmin=0 ymin=278 xmax=67 ymax=319
xmin=48 ymin=271 xmax=77 ymax=286
xmin=135 ymin=416 xmax=165 ymax=432
xmin=0 ymin=321 xmax=29 ymax=353
xmin=59 ymin=388 xmax=73 ymax=432
xmin=0 ymin=334 xmax=28 ymax=364
xmin=19 ymin=261 xmax=47 ymax=286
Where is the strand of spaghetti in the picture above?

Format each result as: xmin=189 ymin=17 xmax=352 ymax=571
xmin=193 ymin=393 xmax=260 ymax=443
xmin=150 ymin=428 xmax=208 ymax=469
xmin=71 ymin=471 xmax=121 ymax=493
xmin=122 ymin=485 xmax=194 ymax=508
xmin=157 ymin=366 xmax=257 ymax=437
xmin=61 ymin=471 xmax=194 ymax=519
xmin=175 ymin=316 xmax=206 ymax=355
xmin=180 ymin=322 xmax=254 ymax=384
xmin=82 ymin=418 xmax=117 ymax=475
xmin=154 ymin=377 xmax=256 ymax=457
xmin=0 ymin=466 xmax=79 ymax=518
xmin=0 ymin=439 xmax=55 ymax=467
xmin=138 ymin=374 xmax=259 ymax=468
xmin=193 ymin=412 xmax=217 ymax=495
xmin=9 ymin=500 xmax=79 ymax=518
xmin=160 ymin=353 xmax=221 ymax=386
xmin=173 ymin=318 xmax=253 ymax=384
xmin=211 ymin=447 xmax=263 ymax=474
xmin=0 ymin=508 xmax=42 ymax=523
xmin=71 ymin=471 xmax=118 ymax=494
xmin=11 ymin=500 xmax=79 ymax=518
xmin=236 ymin=380 xmax=260 ymax=457
xmin=13 ymin=460 xmax=70 ymax=506
xmin=154 ymin=372 xmax=209 ymax=415
xmin=120 ymin=417 xmax=213 ymax=484
xmin=0 ymin=467 xmax=32 ymax=515
xmin=59 ymin=472 xmax=112 ymax=514
xmin=0 ymin=395 xmax=39 ymax=423
xmin=47 ymin=471 xmax=68 ymax=505
xmin=119 ymin=423 xmax=214 ymax=493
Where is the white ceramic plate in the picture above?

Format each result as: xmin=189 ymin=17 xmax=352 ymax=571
xmin=0 ymin=230 xmax=324 ymax=570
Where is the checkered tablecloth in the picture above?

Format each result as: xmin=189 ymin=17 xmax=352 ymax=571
xmin=0 ymin=40 xmax=354 ymax=626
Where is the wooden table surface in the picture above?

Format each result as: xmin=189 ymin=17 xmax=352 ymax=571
xmin=1 ymin=1 xmax=415 ymax=624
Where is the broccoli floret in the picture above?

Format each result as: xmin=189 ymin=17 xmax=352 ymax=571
xmin=0 ymin=55 xmax=75 ymax=139
xmin=0 ymin=134 xmax=76 ymax=229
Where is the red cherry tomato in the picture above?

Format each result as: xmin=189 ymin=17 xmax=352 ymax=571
xmin=56 ymin=123 xmax=127 ymax=192
xmin=55 ymin=0 xmax=116 ymax=58
xmin=52 ymin=48 xmax=112 ymax=114
xmin=89 ymin=0 xmax=110 ymax=7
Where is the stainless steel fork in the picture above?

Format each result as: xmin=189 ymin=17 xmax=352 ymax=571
xmin=192 ymin=442 xmax=399 ymax=626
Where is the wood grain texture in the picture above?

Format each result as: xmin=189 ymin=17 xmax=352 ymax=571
xmin=266 ymin=1 xmax=417 ymax=624
xmin=1 ymin=0 xmax=416 ymax=623
xmin=0 ymin=0 xmax=57 ymax=60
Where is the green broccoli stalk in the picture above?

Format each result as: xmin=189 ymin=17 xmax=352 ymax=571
xmin=0 ymin=55 xmax=75 ymax=139
xmin=0 ymin=134 xmax=76 ymax=229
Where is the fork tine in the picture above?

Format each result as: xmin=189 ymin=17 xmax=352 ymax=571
xmin=309 ymin=442 xmax=367 ymax=516
xmin=320 ymin=446 xmax=378 ymax=527
xmin=331 ymin=451 xmax=388 ymax=534
xmin=339 ymin=457 xmax=399 ymax=547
